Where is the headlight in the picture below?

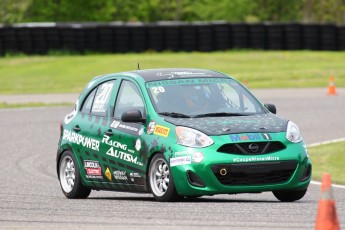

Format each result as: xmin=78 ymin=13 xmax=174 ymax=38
xmin=176 ymin=126 xmax=214 ymax=147
xmin=286 ymin=121 xmax=303 ymax=143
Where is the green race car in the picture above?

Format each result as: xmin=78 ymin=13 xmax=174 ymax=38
xmin=57 ymin=68 xmax=311 ymax=202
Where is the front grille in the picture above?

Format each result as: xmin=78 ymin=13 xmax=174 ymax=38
xmin=211 ymin=161 xmax=297 ymax=186
xmin=217 ymin=141 xmax=286 ymax=155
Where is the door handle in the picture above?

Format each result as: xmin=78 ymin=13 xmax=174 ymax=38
xmin=73 ymin=125 xmax=81 ymax=132
xmin=105 ymin=130 xmax=114 ymax=136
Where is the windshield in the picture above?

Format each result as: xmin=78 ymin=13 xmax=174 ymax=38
xmin=146 ymin=78 xmax=266 ymax=117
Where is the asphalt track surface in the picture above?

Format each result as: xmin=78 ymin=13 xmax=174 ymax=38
xmin=0 ymin=88 xmax=344 ymax=229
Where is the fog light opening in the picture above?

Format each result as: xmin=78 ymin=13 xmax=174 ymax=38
xmin=219 ymin=168 xmax=227 ymax=176
xmin=300 ymin=165 xmax=312 ymax=182
xmin=187 ymin=171 xmax=206 ymax=188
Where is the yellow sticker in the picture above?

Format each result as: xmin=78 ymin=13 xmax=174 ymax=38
xmin=153 ymin=125 xmax=170 ymax=137
xmin=105 ymin=167 xmax=112 ymax=181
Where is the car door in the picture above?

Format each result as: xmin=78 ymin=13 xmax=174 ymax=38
xmin=99 ymin=79 xmax=147 ymax=187
xmin=75 ymin=80 xmax=118 ymax=183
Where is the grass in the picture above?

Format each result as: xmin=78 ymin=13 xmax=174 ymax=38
xmin=308 ymin=141 xmax=345 ymax=185
xmin=0 ymin=50 xmax=344 ymax=94
xmin=0 ymin=102 xmax=72 ymax=108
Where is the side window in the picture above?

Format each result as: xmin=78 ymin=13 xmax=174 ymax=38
xmin=114 ymin=80 xmax=145 ymax=119
xmin=91 ymin=80 xmax=115 ymax=116
xmin=81 ymin=88 xmax=96 ymax=114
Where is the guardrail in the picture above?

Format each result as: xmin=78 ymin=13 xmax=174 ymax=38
xmin=0 ymin=22 xmax=344 ymax=55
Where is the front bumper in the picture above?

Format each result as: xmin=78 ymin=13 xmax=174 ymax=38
xmin=170 ymin=144 xmax=312 ymax=196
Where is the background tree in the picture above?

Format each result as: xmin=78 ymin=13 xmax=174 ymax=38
xmin=303 ymin=0 xmax=345 ymax=24
xmin=1 ymin=0 xmax=344 ymax=24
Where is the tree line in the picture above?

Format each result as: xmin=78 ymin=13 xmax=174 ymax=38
xmin=1 ymin=0 xmax=345 ymax=24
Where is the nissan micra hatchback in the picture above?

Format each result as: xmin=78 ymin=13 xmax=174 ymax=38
xmin=57 ymin=68 xmax=311 ymax=202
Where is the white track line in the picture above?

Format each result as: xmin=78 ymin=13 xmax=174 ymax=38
xmin=308 ymin=138 xmax=345 ymax=189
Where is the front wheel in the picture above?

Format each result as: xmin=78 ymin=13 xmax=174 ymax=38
xmin=58 ymin=150 xmax=91 ymax=199
xmin=273 ymin=189 xmax=307 ymax=202
xmin=148 ymin=154 xmax=181 ymax=202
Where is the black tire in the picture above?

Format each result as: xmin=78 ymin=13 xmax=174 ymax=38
xmin=273 ymin=189 xmax=307 ymax=202
xmin=58 ymin=150 xmax=91 ymax=199
xmin=148 ymin=153 xmax=181 ymax=202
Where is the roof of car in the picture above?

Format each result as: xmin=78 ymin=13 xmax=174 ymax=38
xmin=128 ymin=68 xmax=229 ymax=82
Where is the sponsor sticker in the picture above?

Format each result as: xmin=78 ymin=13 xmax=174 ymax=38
xmin=129 ymin=172 xmax=141 ymax=182
xmin=63 ymin=130 xmax=100 ymax=151
xmin=170 ymin=156 xmax=192 ymax=167
xmin=64 ymin=99 xmax=79 ymax=124
xmin=113 ymin=171 xmax=128 ymax=181
xmin=84 ymin=160 xmax=102 ymax=179
xmin=233 ymin=156 xmax=280 ymax=163
xmin=154 ymin=125 xmax=170 ymax=137
xmin=135 ymin=139 xmax=141 ymax=151
xmin=147 ymin=121 xmax=156 ymax=134
xmin=229 ymin=133 xmax=271 ymax=142
xmin=105 ymin=167 xmax=112 ymax=181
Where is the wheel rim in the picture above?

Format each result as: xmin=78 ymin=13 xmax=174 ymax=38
xmin=150 ymin=158 xmax=170 ymax=197
xmin=59 ymin=155 xmax=76 ymax=193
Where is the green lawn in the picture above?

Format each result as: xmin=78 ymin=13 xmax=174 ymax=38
xmin=0 ymin=51 xmax=344 ymax=94
xmin=308 ymin=141 xmax=345 ymax=185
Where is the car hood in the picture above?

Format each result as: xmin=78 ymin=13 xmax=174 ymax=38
xmin=164 ymin=114 xmax=288 ymax=136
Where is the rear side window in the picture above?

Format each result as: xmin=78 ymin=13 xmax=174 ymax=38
xmin=80 ymin=80 xmax=115 ymax=116
xmin=81 ymin=89 xmax=96 ymax=114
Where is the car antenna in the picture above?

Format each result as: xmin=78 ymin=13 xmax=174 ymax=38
xmin=137 ymin=63 xmax=140 ymax=70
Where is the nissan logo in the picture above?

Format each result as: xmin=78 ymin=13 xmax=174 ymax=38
xmin=248 ymin=143 xmax=259 ymax=152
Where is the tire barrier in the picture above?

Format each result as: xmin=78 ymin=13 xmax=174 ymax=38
xmin=0 ymin=22 xmax=344 ymax=55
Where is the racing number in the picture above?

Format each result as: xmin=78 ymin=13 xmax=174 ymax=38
xmin=94 ymin=83 xmax=113 ymax=105
xmin=152 ymin=86 xmax=165 ymax=94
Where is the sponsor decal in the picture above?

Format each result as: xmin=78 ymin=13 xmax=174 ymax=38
xmin=233 ymin=156 xmax=280 ymax=163
xmin=135 ymin=139 xmax=141 ymax=151
xmin=151 ymin=86 xmax=166 ymax=94
xmin=105 ymin=167 xmax=112 ymax=181
xmin=154 ymin=125 xmax=170 ymax=137
xmin=229 ymin=133 xmax=271 ymax=142
xmin=92 ymin=82 xmax=114 ymax=113
xmin=147 ymin=121 xmax=156 ymax=134
xmin=110 ymin=120 xmax=120 ymax=128
xmin=84 ymin=160 xmax=102 ymax=179
xmin=102 ymin=135 xmax=143 ymax=166
xmin=130 ymin=172 xmax=141 ymax=178
xmin=102 ymin=135 xmax=128 ymax=150
xmin=138 ymin=128 xmax=144 ymax=135
xmin=62 ymin=130 xmax=100 ymax=151
xmin=64 ymin=99 xmax=79 ymax=124
xmin=106 ymin=147 xmax=142 ymax=166
xmin=113 ymin=171 xmax=128 ymax=180
xmin=174 ymin=151 xmax=194 ymax=157
xmin=170 ymin=156 xmax=192 ymax=167
xmin=110 ymin=120 xmax=139 ymax=132
xmin=192 ymin=152 xmax=204 ymax=163
xmin=129 ymin=172 xmax=141 ymax=182
xmin=146 ymin=78 xmax=232 ymax=88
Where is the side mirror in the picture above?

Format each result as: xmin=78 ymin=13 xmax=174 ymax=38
xmin=264 ymin=104 xmax=277 ymax=114
xmin=121 ymin=110 xmax=146 ymax=123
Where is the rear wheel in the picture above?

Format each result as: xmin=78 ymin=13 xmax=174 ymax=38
xmin=273 ymin=189 xmax=307 ymax=202
xmin=59 ymin=151 xmax=91 ymax=199
xmin=149 ymin=154 xmax=181 ymax=202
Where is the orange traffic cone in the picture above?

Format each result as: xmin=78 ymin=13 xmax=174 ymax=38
xmin=315 ymin=173 xmax=340 ymax=230
xmin=327 ymin=76 xmax=337 ymax=95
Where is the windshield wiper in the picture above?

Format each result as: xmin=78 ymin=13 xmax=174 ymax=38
xmin=158 ymin=112 xmax=191 ymax=118
xmin=193 ymin=112 xmax=247 ymax=118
